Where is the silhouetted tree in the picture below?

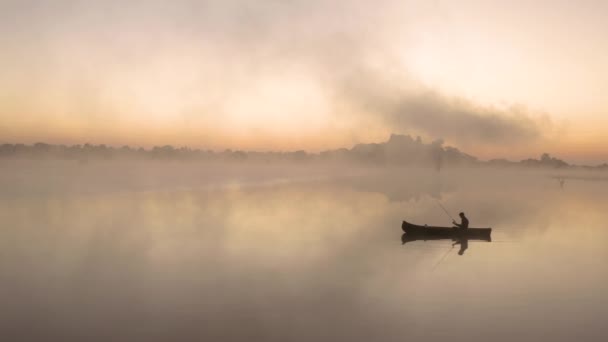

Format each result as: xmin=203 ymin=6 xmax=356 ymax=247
xmin=430 ymin=139 xmax=444 ymax=172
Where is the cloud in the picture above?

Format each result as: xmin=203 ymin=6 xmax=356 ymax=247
xmin=392 ymin=93 xmax=541 ymax=142
xmin=333 ymin=67 xmax=550 ymax=147
xmin=0 ymin=0 xmax=553 ymax=151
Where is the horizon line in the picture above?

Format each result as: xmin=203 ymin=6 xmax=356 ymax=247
xmin=2 ymin=139 xmax=605 ymax=167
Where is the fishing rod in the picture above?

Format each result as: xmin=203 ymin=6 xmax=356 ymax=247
xmin=436 ymin=201 xmax=455 ymax=222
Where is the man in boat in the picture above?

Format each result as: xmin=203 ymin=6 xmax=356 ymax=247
xmin=452 ymin=212 xmax=469 ymax=230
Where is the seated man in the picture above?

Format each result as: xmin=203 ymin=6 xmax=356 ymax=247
xmin=452 ymin=212 xmax=469 ymax=229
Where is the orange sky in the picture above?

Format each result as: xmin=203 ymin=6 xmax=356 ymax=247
xmin=1 ymin=1 xmax=607 ymax=163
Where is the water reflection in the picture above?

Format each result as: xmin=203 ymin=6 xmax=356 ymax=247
xmin=2 ymin=162 xmax=608 ymax=341
xmin=453 ymin=237 xmax=469 ymax=255
xmin=401 ymin=234 xmax=474 ymax=255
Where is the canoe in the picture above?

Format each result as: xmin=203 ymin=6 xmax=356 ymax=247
xmin=401 ymin=221 xmax=492 ymax=241
xmin=401 ymin=233 xmax=490 ymax=244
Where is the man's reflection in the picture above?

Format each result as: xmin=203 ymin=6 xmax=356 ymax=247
xmin=452 ymin=237 xmax=469 ymax=255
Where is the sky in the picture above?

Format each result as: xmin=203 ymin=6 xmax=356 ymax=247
xmin=0 ymin=0 xmax=607 ymax=163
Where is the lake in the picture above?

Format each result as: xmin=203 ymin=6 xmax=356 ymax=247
xmin=1 ymin=161 xmax=607 ymax=341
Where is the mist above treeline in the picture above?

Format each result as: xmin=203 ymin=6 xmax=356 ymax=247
xmin=1 ymin=134 xmax=604 ymax=170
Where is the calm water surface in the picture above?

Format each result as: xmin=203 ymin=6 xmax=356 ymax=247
xmin=2 ymin=163 xmax=607 ymax=341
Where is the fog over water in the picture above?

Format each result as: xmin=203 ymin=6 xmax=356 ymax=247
xmin=2 ymin=160 xmax=607 ymax=341
xmin=2 ymin=1 xmax=608 ymax=340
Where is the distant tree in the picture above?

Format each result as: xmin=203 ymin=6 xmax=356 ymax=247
xmin=541 ymin=153 xmax=552 ymax=163
xmin=431 ymin=139 xmax=444 ymax=172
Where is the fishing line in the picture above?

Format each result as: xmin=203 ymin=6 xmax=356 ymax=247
xmin=436 ymin=201 xmax=455 ymax=221
xmin=432 ymin=245 xmax=454 ymax=270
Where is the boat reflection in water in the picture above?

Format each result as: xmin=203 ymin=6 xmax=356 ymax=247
xmin=401 ymin=220 xmax=492 ymax=255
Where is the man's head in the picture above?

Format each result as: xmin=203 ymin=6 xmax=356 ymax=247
xmin=459 ymin=212 xmax=465 ymax=218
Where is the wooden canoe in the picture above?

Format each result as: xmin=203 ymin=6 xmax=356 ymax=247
xmin=401 ymin=220 xmax=492 ymax=241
